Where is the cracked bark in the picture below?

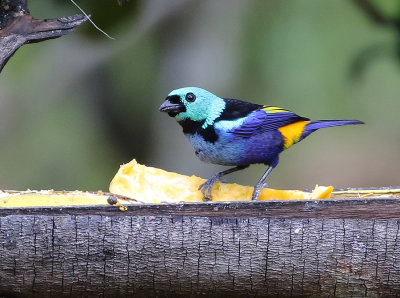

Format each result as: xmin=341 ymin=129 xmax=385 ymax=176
xmin=1 ymin=199 xmax=400 ymax=297
xmin=0 ymin=0 xmax=87 ymax=72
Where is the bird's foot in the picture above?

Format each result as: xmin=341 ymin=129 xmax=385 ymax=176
xmin=251 ymin=165 xmax=273 ymax=200
xmin=198 ymin=174 xmax=221 ymax=201
xmin=251 ymin=182 xmax=268 ymax=201
xmin=251 ymin=188 xmax=261 ymax=201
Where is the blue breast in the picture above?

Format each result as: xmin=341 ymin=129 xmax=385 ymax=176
xmin=186 ymin=127 xmax=284 ymax=167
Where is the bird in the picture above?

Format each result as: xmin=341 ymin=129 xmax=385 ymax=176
xmin=159 ymin=87 xmax=363 ymax=201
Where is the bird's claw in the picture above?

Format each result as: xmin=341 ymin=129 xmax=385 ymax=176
xmin=251 ymin=182 xmax=268 ymax=201
xmin=198 ymin=175 xmax=221 ymax=201
xmin=251 ymin=189 xmax=260 ymax=201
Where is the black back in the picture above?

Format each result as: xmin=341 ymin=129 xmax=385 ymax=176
xmin=214 ymin=98 xmax=262 ymax=121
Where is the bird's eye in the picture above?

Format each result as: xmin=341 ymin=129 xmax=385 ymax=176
xmin=185 ymin=92 xmax=196 ymax=102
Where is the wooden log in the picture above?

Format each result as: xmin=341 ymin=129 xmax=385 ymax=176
xmin=1 ymin=198 xmax=400 ymax=297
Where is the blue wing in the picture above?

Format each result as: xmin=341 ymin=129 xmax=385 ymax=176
xmin=228 ymin=106 xmax=309 ymax=138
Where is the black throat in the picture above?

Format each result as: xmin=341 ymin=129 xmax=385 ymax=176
xmin=178 ymin=119 xmax=218 ymax=143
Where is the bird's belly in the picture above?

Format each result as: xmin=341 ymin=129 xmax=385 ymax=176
xmin=186 ymin=131 xmax=284 ymax=166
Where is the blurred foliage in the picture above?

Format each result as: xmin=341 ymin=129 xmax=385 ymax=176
xmin=1 ymin=0 xmax=400 ymax=191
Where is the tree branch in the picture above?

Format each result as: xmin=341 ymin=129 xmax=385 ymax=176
xmin=0 ymin=0 xmax=87 ymax=72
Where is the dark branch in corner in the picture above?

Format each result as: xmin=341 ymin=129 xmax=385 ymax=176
xmin=0 ymin=0 xmax=88 ymax=72
xmin=350 ymin=0 xmax=400 ymax=79
xmin=352 ymin=0 xmax=400 ymax=33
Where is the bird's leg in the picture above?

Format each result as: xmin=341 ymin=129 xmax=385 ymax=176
xmin=251 ymin=166 xmax=273 ymax=201
xmin=199 ymin=165 xmax=249 ymax=201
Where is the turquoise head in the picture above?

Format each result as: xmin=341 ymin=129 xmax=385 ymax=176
xmin=159 ymin=87 xmax=226 ymax=128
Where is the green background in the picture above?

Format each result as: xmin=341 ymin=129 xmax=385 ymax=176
xmin=1 ymin=0 xmax=398 ymax=191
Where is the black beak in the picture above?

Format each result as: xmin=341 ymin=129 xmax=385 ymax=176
xmin=159 ymin=96 xmax=186 ymax=117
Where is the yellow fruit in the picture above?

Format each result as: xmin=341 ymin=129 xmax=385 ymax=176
xmin=0 ymin=190 xmax=112 ymax=207
xmin=109 ymin=159 xmax=333 ymax=203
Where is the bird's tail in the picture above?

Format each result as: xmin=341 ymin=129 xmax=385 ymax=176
xmin=300 ymin=119 xmax=364 ymax=141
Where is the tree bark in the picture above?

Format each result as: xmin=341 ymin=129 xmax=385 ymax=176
xmin=0 ymin=0 xmax=87 ymax=72
xmin=1 ymin=198 xmax=400 ymax=297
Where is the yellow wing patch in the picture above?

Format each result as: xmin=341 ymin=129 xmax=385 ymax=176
xmin=278 ymin=121 xmax=310 ymax=149
xmin=263 ymin=106 xmax=290 ymax=113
